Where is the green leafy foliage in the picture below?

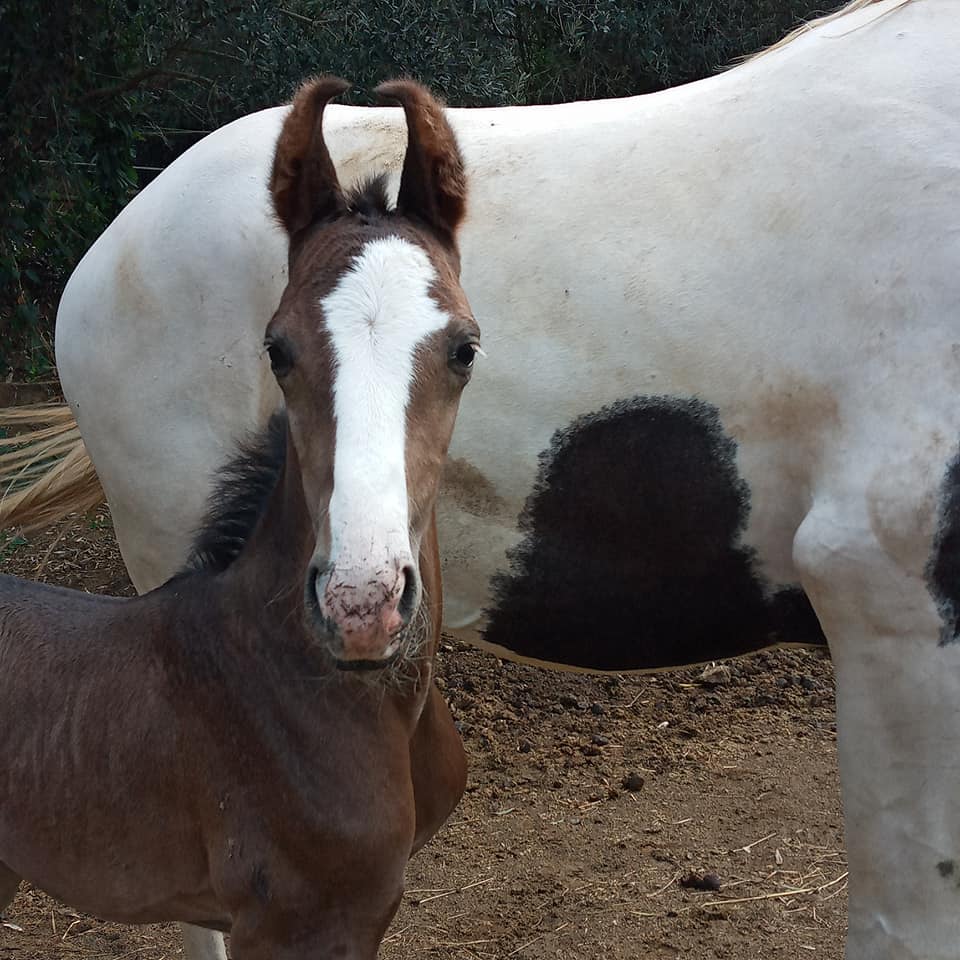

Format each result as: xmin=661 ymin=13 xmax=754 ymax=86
xmin=1 ymin=0 xmax=141 ymax=375
xmin=496 ymin=0 xmax=824 ymax=103
xmin=2 ymin=0 xmax=832 ymax=377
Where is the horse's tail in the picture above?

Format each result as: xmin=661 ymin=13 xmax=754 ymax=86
xmin=0 ymin=403 xmax=105 ymax=531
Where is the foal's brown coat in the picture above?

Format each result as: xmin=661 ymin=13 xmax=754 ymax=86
xmin=0 ymin=77 xmax=472 ymax=960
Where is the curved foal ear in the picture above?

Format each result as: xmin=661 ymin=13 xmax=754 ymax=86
xmin=374 ymin=79 xmax=467 ymax=243
xmin=270 ymin=76 xmax=350 ymax=237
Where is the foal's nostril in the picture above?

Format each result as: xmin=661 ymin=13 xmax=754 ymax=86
xmin=304 ymin=562 xmax=330 ymax=617
xmin=304 ymin=564 xmax=318 ymax=611
xmin=397 ymin=564 xmax=419 ymax=624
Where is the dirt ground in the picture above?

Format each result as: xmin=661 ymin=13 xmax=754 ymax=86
xmin=0 ymin=509 xmax=845 ymax=960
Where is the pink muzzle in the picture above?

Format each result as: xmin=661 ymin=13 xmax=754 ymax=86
xmin=308 ymin=560 xmax=418 ymax=664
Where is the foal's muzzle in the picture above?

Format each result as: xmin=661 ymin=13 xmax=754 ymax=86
xmin=305 ymin=560 xmax=421 ymax=669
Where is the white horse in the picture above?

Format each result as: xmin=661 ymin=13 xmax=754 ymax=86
xmin=3 ymin=0 xmax=959 ymax=956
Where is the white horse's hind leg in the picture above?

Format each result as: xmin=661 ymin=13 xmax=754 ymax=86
xmin=0 ymin=862 xmax=20 ymax=914
xmin=180 ymin=923 xmax=228 ymax=960
xmin=794 ymin=481 xmax=960 ymax=960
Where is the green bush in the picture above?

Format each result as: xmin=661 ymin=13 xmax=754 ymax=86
xmin=498 ymin=0 xmax=825 ymax=102
xmin=2 ymin=1 xmax=146 ymax=375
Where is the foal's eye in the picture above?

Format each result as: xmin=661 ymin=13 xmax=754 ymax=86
xmin=265 ymin=339 xmax=293 ymax=378
xmin=451 ymin=342 xmax=478 ymax=371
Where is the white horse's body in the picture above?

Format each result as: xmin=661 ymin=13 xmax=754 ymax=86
xmin=53 ymin=1 xmax=960 ymax=956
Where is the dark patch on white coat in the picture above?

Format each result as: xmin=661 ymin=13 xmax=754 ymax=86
xmin=926 ymin=450 xmax=960 ymax=645
xmin=484 ymin=396 xmax=826 ymax=671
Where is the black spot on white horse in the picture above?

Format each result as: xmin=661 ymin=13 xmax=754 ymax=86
xmin=484 ymin=396 xmax=825 ymax=671
xmin=926 ymin=450 xmax=960 ymax=645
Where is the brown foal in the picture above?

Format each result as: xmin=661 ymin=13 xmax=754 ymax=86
xmin=0 ymin=76 xmax=479 ymax=958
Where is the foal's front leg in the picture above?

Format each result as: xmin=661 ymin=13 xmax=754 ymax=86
xmin=410 ymin=684 xmax=467 ymax=853
xmin=230 ymin=929 xmax=384 ymax=960
xmin=228 ymin=891 xmax=403 ymax=960
xmin=220 ymin=795 xmax=412 ymax=960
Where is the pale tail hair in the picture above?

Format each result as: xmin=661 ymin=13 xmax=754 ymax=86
xmin=744 ymin=0 xmax=913 ymax=63
xmin=0 ymin=404 xmax=105 ymax=532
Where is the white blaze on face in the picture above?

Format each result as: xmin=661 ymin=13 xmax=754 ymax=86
xmin=320 ymin=235 xmax=450 ymax=603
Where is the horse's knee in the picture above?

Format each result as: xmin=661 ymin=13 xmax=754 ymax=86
xmin=792 ymin=476 xmax=942 ymax=645
xmin=0 ymin=862 xmax=21 ymax=914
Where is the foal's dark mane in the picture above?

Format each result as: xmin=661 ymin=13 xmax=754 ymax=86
xmin=185 ymin=412 xmax=287 ymax=572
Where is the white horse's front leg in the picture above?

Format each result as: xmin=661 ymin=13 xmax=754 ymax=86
xmin=180 ymin=923 xmax=228 ymax=960
xmin=795 ymin=490 xmax=960 ymax=960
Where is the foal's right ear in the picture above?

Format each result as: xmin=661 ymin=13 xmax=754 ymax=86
xmin=270 ymin=76 xmax=350 ymax=237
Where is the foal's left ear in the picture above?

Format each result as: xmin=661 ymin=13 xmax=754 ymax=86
xmin=270 ymin=75 xmax=350 ymax=237
xmin=374 ymin=80 xmax=467 ymax=244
